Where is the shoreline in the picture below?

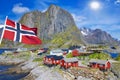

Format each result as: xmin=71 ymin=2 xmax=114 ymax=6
xmin=0 ymin=54 xmax=119 ymax=80
xmin=0 ymin=55 xmax=31 ymax=80
xmin=0 ymin=55 xmax=25 ymax=65
xmin=0 ymin=54 xmax=73 ymax=80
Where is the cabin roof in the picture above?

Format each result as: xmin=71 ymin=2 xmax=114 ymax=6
xmin=89 ymin=59 xmax=109 ymax=65
xmin=54 ymin=56 xmax=63 ymax=60
xmin=45 ymin=55 xmax=63 ymax=60
xmin=63 ymin=58 xmax=78 ymax=62
xmin=46 ymin=55 xmax=56 ymax=58
xmin=51 ymin=49 xmax=64 ymax=53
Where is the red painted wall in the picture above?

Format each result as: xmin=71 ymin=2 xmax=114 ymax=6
xmin=89 ymin=61 xmax=111 ymax=70
xmin=72 ymin=49 xmax=79 ymax=57
xmin=60 ymin=60 xmax=78 ymax=69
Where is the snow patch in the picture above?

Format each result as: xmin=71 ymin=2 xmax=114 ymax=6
xmin=81 ymin=31 xmax=88 ymax=36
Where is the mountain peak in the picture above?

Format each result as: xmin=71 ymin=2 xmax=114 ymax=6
xmin=48 ymin=4 xmax=60 ymax=11
xmin=49 ymin=4 xmax=59 ymax=8
xmin=80 ymin=27 xmax=119 ymax=45
xmin=80 ymin=27 xmax=92 ymax=36
xmin=18 ymin=5 xmax=84 ymax=48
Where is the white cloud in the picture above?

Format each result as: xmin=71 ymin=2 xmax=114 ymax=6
xmin=81 ymin=23 xmax=120 ymax=32
xmin=72 ymin=14 xmax=86 ymax=23
xmin=107 ymin=25 xmax=120 ymax=31
xmin=74 ymin=13 xmax=120 ymax=28
xmin=12 ymin=3 xmax=30 ymax=14
xmin=41 ymin=8 xmax=47 ymax=13
xmin=115 ymin=0 xmax=120 ymax=4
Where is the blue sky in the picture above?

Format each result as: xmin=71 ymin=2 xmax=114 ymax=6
xmin=0 ymin=0 xmax=120 ymax=40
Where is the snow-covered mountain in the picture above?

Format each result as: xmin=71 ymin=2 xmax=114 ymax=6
xmin=80 ymin=27 xmax=120 ymax=45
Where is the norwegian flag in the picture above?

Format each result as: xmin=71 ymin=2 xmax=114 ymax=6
xmin=3 ymin=18 xmax=42 ymax=45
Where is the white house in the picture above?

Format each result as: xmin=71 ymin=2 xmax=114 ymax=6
xmin=50 ymin=49 xmax=64 ymax=56
xmin=16 ymin=48 xmax=27 ymax=52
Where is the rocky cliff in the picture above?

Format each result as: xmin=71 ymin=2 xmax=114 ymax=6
xmin=19 ymin=5 xmax=84 ymax=48
xmin=80 ymin=27 xmax=120 ymax=45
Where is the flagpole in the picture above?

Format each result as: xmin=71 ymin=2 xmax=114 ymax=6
xmin=0 ymin=16 xmax=8 ymax=44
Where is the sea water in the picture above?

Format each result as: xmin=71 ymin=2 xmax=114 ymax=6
xmin=0 ymin=65 xmax=28 ymax=80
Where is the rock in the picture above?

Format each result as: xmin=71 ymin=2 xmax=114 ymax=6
xmin=67 ymin=67 xmax=118 ymax=80
xmin=20 ymin=5 xmax=76 ymax=39
xmin=31 ymin=66 xmax=48 ymax=77
xmin=111 ymin=62 xmax=120 ymax=79
xmin=80 ymin=28 xmax=120 ymax=45
xmin=77 ymin=76 xmax=91 ymax=80
xmin=19 ymin=5 xmax=84 ymax=48
xmin=106 ymin=72 xmax=118 ymax=80
xmin=0 ymin=55 xmax=24 ymax=65
xmin=24 ymin=66 xmax=68 ymax=80
xmin=35 ymin=70 xmax=65 ymax=80
xmin=21 ymin=60 xmax=39 ymax=70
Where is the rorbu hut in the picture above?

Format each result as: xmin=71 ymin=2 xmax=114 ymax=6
xmin=60 ymin=58 xmax=79 ymax=69
xmin=89 ymin=59 xmax=111 ymax=70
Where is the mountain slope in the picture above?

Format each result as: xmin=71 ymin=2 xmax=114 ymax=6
xmin=80 ymin=27 xmax=119 ymax=45
xmin=19 ymin=5 xmax=84 ymax=48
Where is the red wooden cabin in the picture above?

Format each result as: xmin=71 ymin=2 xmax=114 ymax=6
xmin=60 ymin=58 xmax=78 ymax=69
xmin=43 ymin=55 xmax=63 ymax=66
xmin=72 ymin=49 xmax=79 ymax=57
xmin=72 ymin=49 xmax=92 ymax=57
xmin=53 ymin=56 xmax=63 ymax=65
xmin=38 ymin=48 xmax=48 ymax=53
xmin=89 ymin=59 xmax=111 ymax=70
xmin=43 ymin=55 xmax=54 ymax=65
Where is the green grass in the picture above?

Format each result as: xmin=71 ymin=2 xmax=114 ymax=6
xmin=89 ymin=52 xmax=111 ymax=60
xmin=115 ymin=54 xmax=120 ymax=61
xmin=66 ymin=52 xmax=73 ymax=58
xmin=33 ymin=57 xmax=43 ymax=62
xmin=81 ymin=61 xmax=86 ymax=65
xmin=33 ymin=57 xmax=45 ymax=66
xmin=77 ymin=52 xmax=112 ymax=60
xmin=50 ymin=26 xmax=83 ymax=48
